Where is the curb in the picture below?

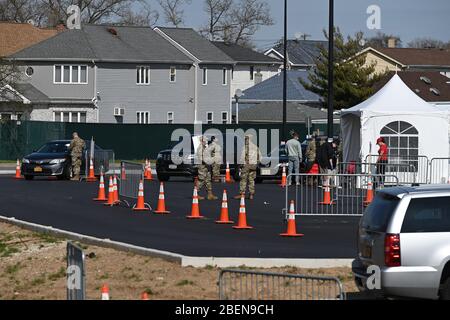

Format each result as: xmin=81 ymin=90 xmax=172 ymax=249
xmin=0 ymin=215 xmax=353 ymax=269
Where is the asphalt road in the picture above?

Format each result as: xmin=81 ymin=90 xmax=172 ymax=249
xmin=0 ymin=176 xmax=360 ymax=258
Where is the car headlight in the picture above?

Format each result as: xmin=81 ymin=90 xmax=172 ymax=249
xmin=22 ymin=158 xmax=30 ymax=164
xmin=50 ymin=158 xmax=66 ymax=164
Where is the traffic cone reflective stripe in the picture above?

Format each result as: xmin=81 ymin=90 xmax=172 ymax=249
xmin=280 ymin=200 xmax=304 ymax=237
xmin=318 ymin=185 xmax=335 ymax=205
xmin=113 ymin=175 xmax=119 ymax=203
xmin=86 ymin=158 xmax=97 ymax=182
xmin=364 ymin=177 xmax=374 ymax=206
xmin=216 ymin=190 xmax=233 ymax=224
xmin=133 ymin=180 xmax=150 ymax=211
xmin=94 ymin=173 xmax=107 ymax=201
xmin=154 ymin=182 xmax=170 ymax=214
xmin=104 ymin=177 xmax=116 ymax=206
xmin=101 ymin=284 xmax=109 ymax=300
xmin=280 ymin=165 xmax=287 ymax=187
xmin=14 ymin=159 xmax=22 ymax=179
xmin=187 ymin=187 xmax=204 ymax=219
xmin=233 ymin=195 xmax=253 ymax=229
xmin=225 ymin=162 xmax=232 ymax=183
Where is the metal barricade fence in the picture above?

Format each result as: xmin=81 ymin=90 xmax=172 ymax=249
xmin=365 ymin=154 xmax=429 ymax=184
xmin=284 ymin=173 xmax=399 ymax=216
xmin=84 ymin=149 xmax=115 ymax=176
xmin=118 ymin=161 xmax=144 ymax=207
xmin=429 ymin=158 xmax=450 ymax=184
xmin=219 ymin=269 xmax=345 ymax=300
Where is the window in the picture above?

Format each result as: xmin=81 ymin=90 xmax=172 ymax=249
xmin=25 ymin=67 xmax=34 ymax=77
xmin=170 ymin=66 xmax=176 ymax=82
xmin=207 ymin=112 xmax=213 ymax=124
xmin=222 ymin=68 xmax=227 ymax=85
xmin=136 ymin=111 xmax=150 ymax=124
xmin=401 ymin=197 xmax=450 ymax=233
xmin=54 ymin=65 xmax=88 ymax=84
xmin=167 ymin=112 xmax=174 ymax=124
xmin=250 ymin=66 xmax=254 ymax=80
xmin=53 ymin=111 xmax=87 ymax=123
xmin=221 ymin=112 xmax=228 ymax=124
xmin=137 ymin=66 xmax=150 ymax=85
xmin=202 ymin=67 xmax=207 ymax=85
xmin=380 ymin=121 xmax=419 ymax=171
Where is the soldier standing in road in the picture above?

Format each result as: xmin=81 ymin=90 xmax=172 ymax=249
xmin=209 ymin=136 xmax=222 ymax=183
xmin=234 ymin=134 xmax=261 ymax=200
xmin=195 ymin=136 xmax=218 ymax=200
xmin=305 ymin=135 xmax=317 ymax=186
xmin=69 ymin=132 xmax=85 ymax=181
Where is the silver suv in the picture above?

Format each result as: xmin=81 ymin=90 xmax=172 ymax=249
xmin=352 ymin=184 xmax=450 ymax=300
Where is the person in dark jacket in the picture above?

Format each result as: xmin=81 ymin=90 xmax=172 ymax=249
xmin=316 ymin=137 xmax=335 ymax=187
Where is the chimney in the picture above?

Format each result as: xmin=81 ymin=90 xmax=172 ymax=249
xmin=387 ymin=37 xmax=397 ymax=48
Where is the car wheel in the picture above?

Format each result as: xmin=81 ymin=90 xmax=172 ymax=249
xmin=58 ymin=166 xmax=71 ymax=180
xmin=157 ymin=173 xmax=170 ymax=182
xmin=24 ymin=175 xmax=34 ymax=180
xmin=440 ymin=277 xmax=450 ymax=300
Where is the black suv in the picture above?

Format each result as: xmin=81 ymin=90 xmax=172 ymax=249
xmin=156 ymin=134 xmax=244 ymax=182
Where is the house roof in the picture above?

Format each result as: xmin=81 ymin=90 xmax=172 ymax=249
xmin=266 ymin=39 xmax=327 ymax=66
xmin=0 ymin=22 xmax=57 ymax=57
xmin=156 ymin=27 xmax=234 ymax=64
xmin=374 ymin=71 xmax=450 ymax=102
xmin=212 ymin=41 xmax=281 ymax=64
xmin=10 ymin=24 xmax=193 ymax=64
xmin=238 ymin=102 xmax=327 ymax=123
xmin=240 ymin=70 xmax=321 ymax=102
xmin=371 ymin=47 xmax=450 ymax=67
xmin=0 ymin=83 xmax=49 ymax=103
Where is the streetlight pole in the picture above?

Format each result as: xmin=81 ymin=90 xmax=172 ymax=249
xmin=327 ymin=0 xmax=334 ymax=140
xmin=282 ymin=0 xmax=288 ymax=142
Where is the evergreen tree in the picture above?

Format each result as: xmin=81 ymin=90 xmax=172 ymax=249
xmin=301 ymin=28 xmax=385 ymax=110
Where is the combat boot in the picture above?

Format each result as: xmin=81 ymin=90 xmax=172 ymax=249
xmin=207 ymin=192 xmax=218 ymax=200
xmin=248 ymin=193 xmax=254 ymax=200
xmin=71 ymin=175 xmax=80 ymax=181
xmin=198 ymin=194 xmax=205 ymax=200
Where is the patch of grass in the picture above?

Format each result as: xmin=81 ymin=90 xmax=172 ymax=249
xmin=176 ymin=279 xmax=194 ymax=287
xmin=144 ymin=288 xmax=154 ymax=295
xmin=48 ymin=267 xmax=66 ymax=281
xmin=0 ymin=242 xmax=20 ymax=257
xmin=34 ymin=232 xmax=60 ymax=244
xmin=30 ymin=274 xmax=47 ymax=287
xmin=6 ymin=262 xmax=22 ymax=275
xmin=98 ymin=273 xmax=110 ymax=280
xmin=204 ymin=265 xmax=215 ymax=270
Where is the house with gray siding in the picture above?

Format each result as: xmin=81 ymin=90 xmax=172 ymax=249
xmin=8 ymin=24 xmax=235 ymax=124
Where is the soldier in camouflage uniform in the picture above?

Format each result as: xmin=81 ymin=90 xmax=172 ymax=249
xmin=234 ymin=134 xmax=261 ymax=200
xmin=195 ymin=136 xmax=218 ymax=200
xmin=69 ymin=132 xmax=85 ymax=181
xmin=209 ymin=136 xmax=222 ymax=182
xmin=305 ymin=135 xmax=317 ymax=186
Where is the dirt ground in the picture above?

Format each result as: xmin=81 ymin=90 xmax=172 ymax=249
xmin=0 ymin=222 xmax=358 ymax=300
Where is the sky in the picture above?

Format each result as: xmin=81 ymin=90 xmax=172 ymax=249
xmin=180 ymin=0 xmax=450 ymax=50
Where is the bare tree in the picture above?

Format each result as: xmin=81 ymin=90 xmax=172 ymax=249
xmin=407 ymin=37 xmax=450 ymax=49
xmin=201 ymin=0 xmax=233 ymax=40
xmin=365 ymin=31 xmax=402 ymax=48
xmin=158 ymin=0 xmax=191 ymax=27
xmin=0 ymin=0 xmax=47 ymax=25
xmin=0 ymin=58 xmax=21 ymax=101
xmin=224 ymin=0 xmax=273 ymax=45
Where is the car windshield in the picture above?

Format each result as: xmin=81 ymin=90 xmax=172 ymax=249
xmin=37 ymin=142 xmax=70 ymax=153
xmin=361 ymin=193 xmax=400 ymax=232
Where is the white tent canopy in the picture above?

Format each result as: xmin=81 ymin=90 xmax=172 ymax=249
xmin=341 ymin=74 xmax=449 ymax=181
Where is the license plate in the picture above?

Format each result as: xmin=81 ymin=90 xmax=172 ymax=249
xmin=169 ymin=164 xmax=177 ymax=169
xmin=34 ymin=166 xmax=43 ymax=172
xmin=261 ymin=169 xmax=272 ymax=175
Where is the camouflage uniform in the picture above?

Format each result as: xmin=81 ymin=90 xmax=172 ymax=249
xmin=209 ymin=139 xmax=222 ymax=181
xmin=69 ymin=136 xmax=85 ymax=179
xmin=238 ymin=137 xmax=261 ymax=197
xmin=305 ymin=138 xmax=317 ymax=186
xmin=195 ymin=137 xmax=217 ymax=199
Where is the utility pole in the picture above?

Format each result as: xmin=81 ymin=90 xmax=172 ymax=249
xmin=282 ymin=0 xmax=288 ymax=142
xmin=327 ymin=0 xmax=334 ymax=140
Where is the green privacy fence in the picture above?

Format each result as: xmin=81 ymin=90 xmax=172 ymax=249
xmin=0 ymin=121 xmax=337 ymax=160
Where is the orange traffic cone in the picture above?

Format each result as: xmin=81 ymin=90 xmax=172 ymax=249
xmin=121 ymin=163 xmax=126 ymax=180
xmin=144 ymin=159 xmax=153 ymax=181
xmin=225 ymin=162 xmax=233 ymax=183
xmin=14 ymin=159 xmax=22 ymax=179
xmin=233 ymin=195 xmax=253 ymax=229
xmin=186 ymin=186 xmax=204 ymax=219
xmin=154 ymin=182 xmax=170 ymax=214
xmin=113 ymin=175 xmax=119 ymax=203
xmin=133 ymin=180 xmax=150 ymax=211
xmin=364 ymin=177 xmax=374 ymax=206
xmin=280 ymin=165 xmax=287 ymax=187
xmin=318 ymin=184 xmax=335 ymax=205
xmin=280 ymin=200 xmax=304 ymax=237
xmin=94 ymin=172 xmax=107 ymax=201
xmin=216 ymin=190 xmax=233 ymax=224
xmin=101 ymin=284 xmax=110 ymax=300
xmin=86 ymin=158 xmax=97 ymax=182
xmin=141 ymin=292 xmax=150 ymax=300
xmin=104 ymin=176 xmax=116 ymax=206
